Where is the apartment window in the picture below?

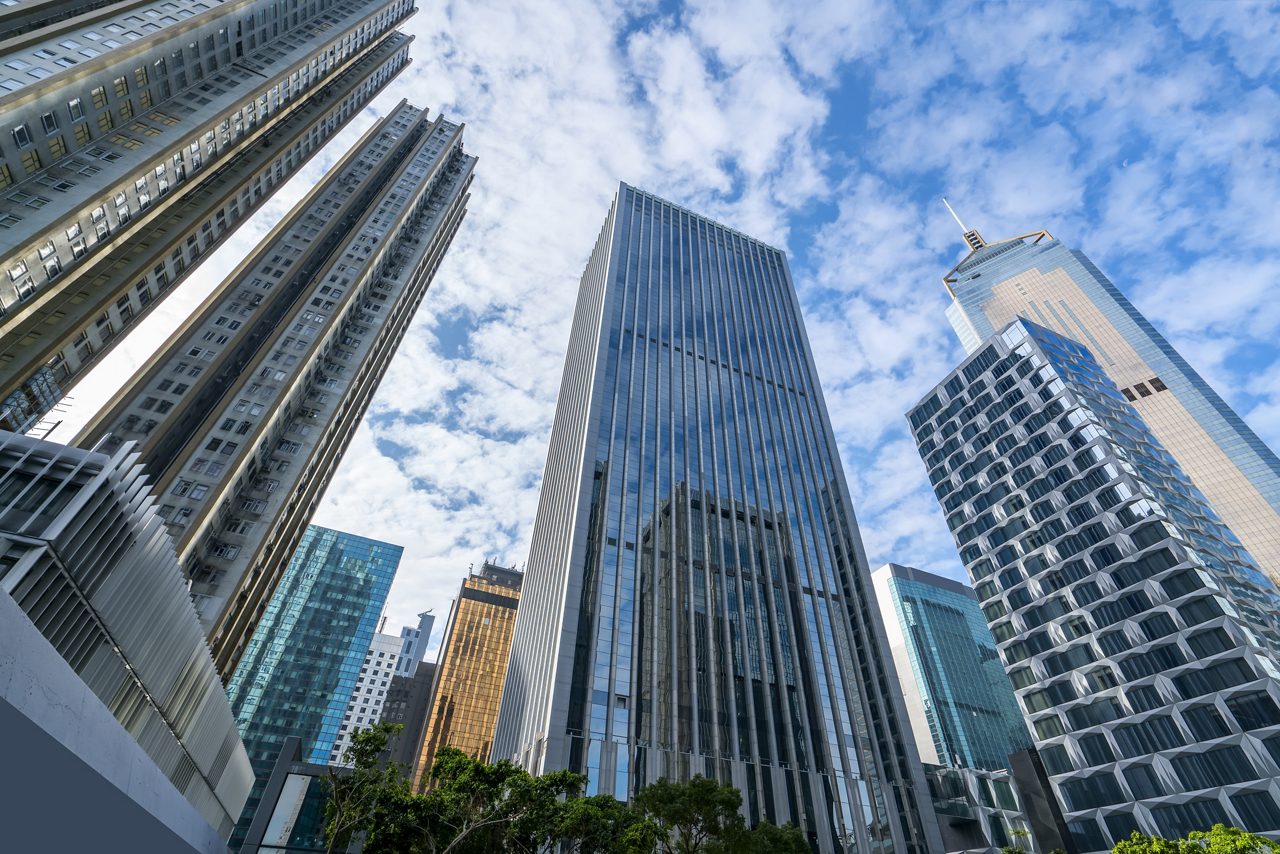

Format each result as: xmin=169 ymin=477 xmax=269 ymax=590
xmin=1150 ymin=376 xmax=1167 ymax=392
xmin=11 ymin=123 xmax=32 ymax=148
xmin=41 ymin=112 xmax=58 ymax=135
xmin=68 ymin=98 xmax=85 ymax=121
xmin=189 ymin=484 xmax=209 ymax=500
xmin=113 ymin=76 xmax=128 ymax=97
xmin=172 ymin=479 xmax=193 ymax=496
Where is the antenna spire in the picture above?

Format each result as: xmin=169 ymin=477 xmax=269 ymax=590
xmin=941 ymin=197 xmax=987 ymax=252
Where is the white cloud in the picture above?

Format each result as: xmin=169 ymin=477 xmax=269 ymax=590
xmin=57 ymin=0 xmax=1280 ymax=639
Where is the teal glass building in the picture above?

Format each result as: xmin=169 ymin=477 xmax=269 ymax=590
xmin=226 ymin=525 xmax=401 ymax=846
xmin=494 ymin=183 xmax=942 ymax=854
xmin=871 ymin=563 xmax=1031 ymax=771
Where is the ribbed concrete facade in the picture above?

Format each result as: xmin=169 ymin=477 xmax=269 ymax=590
xmin=0 ymin=429 xmax=253 ymax=839
xmin=76 ymin=102 xmax=475 ymax=677
xmin=0 ymin=0 xmax=416 ymax=430
xmin=494 ymin=183 xmax=942 ymax=854
xmin=943 ymin=232 xmax=1280 ymax=592
xmin=909 ymin=319 xmax=1280 ymax=851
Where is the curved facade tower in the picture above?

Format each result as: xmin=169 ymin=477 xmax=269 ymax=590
xmin=494 ymin=183 xmax=940 ymax=854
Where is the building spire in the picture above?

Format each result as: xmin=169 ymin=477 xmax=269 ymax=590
xmin=942 ymin=197 xmax=987 ymax=252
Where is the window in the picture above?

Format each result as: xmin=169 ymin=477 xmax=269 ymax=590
xmin=11 ymin=123 xmax=32 ymax=148
xmin=1225 ymin=691 xmax=1280 ymax=731
xmin=171 ymin=479 xmax=193 ymax=496
xmin=1171 ymin=745 xmax=1255 ymax=791
xmin=68 ymin=98 xmax=85 ymax=121
xmin=1182 ymin=704 xmax=1231 ymax=741
xmin=189 ymin=484 xmax=209 ymax=500
xmin=1231 ymin=792 xmax=1280 ymax=832
xmin=41 ymin=112 xmax=58 ymax=134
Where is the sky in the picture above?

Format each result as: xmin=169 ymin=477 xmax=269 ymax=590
xmin=61 ymin=0 xmax=1280 ymax=655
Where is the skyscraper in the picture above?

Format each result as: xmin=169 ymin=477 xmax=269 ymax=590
xmin=74 ymin=102 xmax=475 ymax=676
xmin=0 ymin=0 xmax=417 ymax=430
xmin=395 ymin=610 xmax=436 ymax=676
xmin=225 ymin=524 xmax=400 ymax=847
xmin=414 ymin=561 xmax=521 ymax=789
xmin=871 ymin=562 xmax=1031 ymax=771
xmin=0 ymin=429 xmax=253 ymax=841
xmin=329 ymin=630 xmax=402 ymax=766
xmin=493 ymin=183 xmax=942 ymax=854
xmin=941 ymin=225 xmax=1280 ymax=588
xmin=381 ymin=660 xmax=438 ymax=773
xmin=908 ymin=318 xmax=1280 ymax=850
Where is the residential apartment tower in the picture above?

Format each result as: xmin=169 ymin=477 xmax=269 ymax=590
xmin=0 ymin=0 xmax=417 ymax=429
xmin=75 ymin=102 xmax=474 ymax=675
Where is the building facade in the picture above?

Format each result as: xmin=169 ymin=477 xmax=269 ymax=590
xmin=0 ymin=429 xmax=252 ymax=839
xmin=493 ymin=183 xmax=942 ymax=854
xmin=872 ymin=562 xmax=1031 ymax=771
xmin=414 ymin=561 xmax=521 ymax=789
xmin=381 ymin=661 xmax=437 ymax=774
xmin=942 ymin=228 xmax=1280 ymax=590
xmin=395 ymin=610 xmax=436 ymax=676
xmin=328 ymin=631 xmax=401 ymax=765
xmin=0 ymin=0 xmax=417 ymax=428
xmin=908 ymin=319 xmax=1280 ymax=851
xmin=225 ymin=524 xmax=400 ymax=846
xmin=74 ymin=102 xmax=475 ymax=676
xmin=925 ymin=764 xmax=1035 ymax=854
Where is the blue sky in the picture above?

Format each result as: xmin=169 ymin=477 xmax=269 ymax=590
xmin=67 ymin=0 xmax=1280 ymax=647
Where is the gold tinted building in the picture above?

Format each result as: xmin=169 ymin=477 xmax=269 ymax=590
xmin=413 ymin=561 xmax=521 ymax=789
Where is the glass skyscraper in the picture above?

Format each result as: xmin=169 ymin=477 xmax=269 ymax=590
xmin=871 ymin=563 xmax=1031 ymax=772
xmin=225 ymin=524 xmax=400 ymax=846
xmin=494 ymin=183 xmax=941 ymax=854
xmin=908 ymin=319 xmax=1280 ymax=851
xmin=942 ymin=227 xmax=1280 ymax=590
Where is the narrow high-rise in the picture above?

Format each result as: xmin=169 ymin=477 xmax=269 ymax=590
xmin=0 ymin=0 xmax=417 ymax=430
xmin=871 ymin=562 xmax=1031 ymax=771
xmin=226 ymin=524 xmax=400 ymax=848
xmin=493 ymin=184 xmax=942 ymax=854
xmin=941 ymin=222 xmax=1280 ymax=589
xmin=75 ymin=102 xmax=474 ymax=676
xmin=414 ymin=561 xmax=521 ymax=789
xmin=909 ymin=319 xmax=1280 ymax=850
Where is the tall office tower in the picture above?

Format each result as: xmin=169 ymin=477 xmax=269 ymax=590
xmin=413 ymin=561 xmax=521 ymax=788
xmin=75 ymin=103 xmax=474 ymax=676
xmin=395 ymin=610 xmax=436 ymax=676
xmin=381 ymin=661 xmax=438 ymax=773
xmin=908 ymin=318 xmax=1280 ymax=851
xmin=871 ymin=562 xmax=1031 ymax=771
xmin=493 ymin=183 xmax=942 ymax=854
xmin=226 ymin=524 xmax=400 ymax=846
xmin=941 ymin=225 xmax=1280 ymax=589
xmin=328 ymin=630 xmax=401 ymax=765
xmin=0 ymin=0 xmax=418 ymax=431
xmin=0 ymin=430 xmax=253 ymax=842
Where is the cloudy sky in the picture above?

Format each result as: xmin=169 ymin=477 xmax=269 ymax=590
xmin=64 ymin=0 xmax=1280 ymax=653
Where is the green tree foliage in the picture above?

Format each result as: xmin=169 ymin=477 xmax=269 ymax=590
xmin=324 ymin=734 xmax=807 ymax=854
xmin=1113 ymin=825 xmax=1280 ymax=854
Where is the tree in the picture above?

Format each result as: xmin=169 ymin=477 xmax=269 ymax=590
xmin=1113 ymin=825 xmax=1280 ymax=854
xmin=324 ymin=722 xmax=406 ymax=854
xmin=634 ymin=775 xmax=744 ymax=854
xmin=326 ymin=741 xmax=806 ymax=854
xmin=632 ymin=775 xmax=807 ymax=854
